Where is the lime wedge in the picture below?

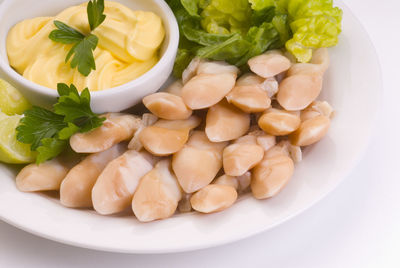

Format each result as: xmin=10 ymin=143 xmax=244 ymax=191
xmin=0 ymin=79 xmax=31 ymax=115
xmin=0 ymin=112 xmax=36 ymax=164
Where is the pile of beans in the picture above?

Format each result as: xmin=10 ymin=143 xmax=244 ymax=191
xmin=15 ymin=48 xmax=333 ymax=222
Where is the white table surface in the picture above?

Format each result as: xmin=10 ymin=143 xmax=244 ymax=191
xmin=1 ymin=0 xmax=399 ymax=267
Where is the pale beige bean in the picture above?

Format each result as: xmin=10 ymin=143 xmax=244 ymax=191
xmin=139 ymin=116 xmax=201 ymax=156
xmin=289 ymin=115 xmax=330 ymax=146
xmin=251 ymin=153 xmax=294 ymax=199
xmin=223 ymin=143 xmax=264 ymax=176
xmin=258 ymin=108 xmax=301 ymax=136
xmin=197 ymin=61 xmax=239 ymax=76
xmin=16 ymin=158 xmax=71 ymax=192
xmin=226 ymin=85 xmax=271 ymax=113
xmin=214 ymin=174 xmax=239 ymax=190
xmin=287 ymin=49 xmax=329 ymax=77
xmin=70 ymin=113 xmax=141 ymax=153
xmin=264 ymin=142 xmax=290 ymax=158
xmin=270 ymin=140 xmax=302 ymax=163
xmin=165 ymin=80 xmax=184 ymax=96
xmin=245 ymin=129 xmax=277 ymax=152
xmin=277 ymin=74 xmax=323 ymax=111
xmin=178 ymin=193 xmax=193 ymax=213
xmin=182 ymin=73 xmax=237 ymax=110
xmin=248 ymin=51 xmax=291 ymax=78
xmin=278 ymin=49 xmax=329 ymax=111
xmin=132 ymin=159 xmax=182 ymax=222
xmin=190 ymin=184 xmax=237 ymax=213
xmin=206 ymin=100 xmax=250 ymax=142
xmin=301 ymin=101 xmax=334 ymax=122
xmin=236 ymin=73 xmax=265 ymax=86
xmin=172 ymin=131 xmax=227 ymax=193
xmin=182 ymin=57 xmax=202 ymax=84
xmin=260 ymin=77 xmax=279 ymax=98
xmin=60 ymin=143 xmax=126 ymax=208
xmin=237 ymin=172 xmax=251 ymax=192
xmin=143 ymin=92 xmax=192 ymax=120
xmin=92 ymin=150 xmax=156 ymax=215
xmin=128 ymin=113 xmax=158 ymax=151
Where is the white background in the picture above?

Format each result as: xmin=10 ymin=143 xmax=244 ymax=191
xmin=1 ymin=0 xmax=399 ymax=267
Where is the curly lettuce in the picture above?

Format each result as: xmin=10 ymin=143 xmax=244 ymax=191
xmin=284 ymin=0 xmax=342 ymax=62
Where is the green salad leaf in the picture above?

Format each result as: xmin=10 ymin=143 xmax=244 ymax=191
xmin=284 ymin=0 xmax=342 ymax=62
xmin=167 ymin=0 xmax=342 ymax=76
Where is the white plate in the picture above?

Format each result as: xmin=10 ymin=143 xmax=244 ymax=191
xmin=0 ymin=1 xmax=382 ymax=254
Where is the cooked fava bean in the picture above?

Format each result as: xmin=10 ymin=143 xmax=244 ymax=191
xmin=248 ymin=50 xmax=291 ymax=78
xmin=214 ymin=174 xmax=239 ymax=190
xmin=290 ymin=115 xmax=330 ymax=146
xmin=236 ymin=74 xmax=279 ymax=98
xmin=251 ymin=132 xmax=276 ymax=152
xmin=277 ymin=74 xmax=323 ymax=111
xmin=92 ymin=150 xmax=156 ymax=215
xmin=270 ymin=140 xmax=302 ymax=163
xmin=258 ymin=108 xmax=301 ymax=136
xmin=139 ymin=116 xmax=201 ymax=156
xmin=16 ymin=158 xmax=69 ymax=192
xmin=60 ymin=144 xmax=126 ymax=208
xmin=226 ymin=85 xmax=271 ymax=113
xmin=182 ymin=73 xmax=237 ymax=110
xmin=301 ymin=101 xmax=334 ymax=122
xmin=190 ymin=184 xmax=237 ymax=213
xmin=236 ymin=73 xmax=264 ymax=86
xmin=243 ymin=128 xmax=277 ymax=152
xmin=182 ymin=57 xmax=202 ymax=84
xmin=261 ymin=77 xmax=279 ymax=98
xmin=251 ymin=152 xmax=294 ymax=199
xmin=277 ymin=49 xmax=329 ymax=111
xmin=132 ymin=159 xmax=182 ymax=222
xmin=289 ymin=48 xmax=330 ymax=77
xmin=165 ymin=80 xmax=184 ymax=96
xmin=143 ymin=92 xmax=192 ymax=120
xmin=223 ymin=142 xmax=264 ymax=176
xmin=206 ymin=100 xmax=250 ymax=142
xmin=172 ymin=131 xmax=227 ymax=193
xmin=178 ymin=193 xmax=193 ymax=213
xmin=237 ymin=172 xmax=251 ymax=192
xmin=197 ymin=61 xmax=239 ymax=76
xmin=128 ymin=113 xmax=158 ymax=151
xmin=70 ymin=113 xmax=141 ymax=153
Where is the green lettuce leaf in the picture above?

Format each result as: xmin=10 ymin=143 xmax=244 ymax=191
xmin=234 ymin=22 xmax=279 ymax=65
xmin=284 ymin=0 xmax=342 ymax=62
xmin=196 ymin=33 xmax=250 ymax=61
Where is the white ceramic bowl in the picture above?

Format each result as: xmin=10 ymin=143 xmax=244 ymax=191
xmin=0 ymin=1 xmax=382 ymax=254
xmin=0 ymin=0 xmax=179 ymax=113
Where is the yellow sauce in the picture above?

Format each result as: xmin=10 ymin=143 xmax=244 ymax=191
xmin=6 ymin=1 xmax=165 ymax=91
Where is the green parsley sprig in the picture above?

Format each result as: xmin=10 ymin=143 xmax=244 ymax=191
xmin=16 ymin=83 xmax=105 ymax=164
xmin=48 ymin=0 xmax=106 ymax=76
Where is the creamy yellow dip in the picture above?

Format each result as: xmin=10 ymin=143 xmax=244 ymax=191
xmin=6 ymin=1 xmax=165 ymax=91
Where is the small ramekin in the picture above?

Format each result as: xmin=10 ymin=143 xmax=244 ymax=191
xmin=0 ymin=0 xmax=179 ymax=113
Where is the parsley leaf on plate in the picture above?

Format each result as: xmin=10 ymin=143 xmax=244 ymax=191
xmin=16 ymin=107 xmax=67 ymax=151
xmin=65 ymin=34 xmax=99 ymax=77
xmin=16 ymin=83 xmax=104 ymax=164
xmin=54 ymin=83 xmax=105 ymax=133
xmin=36 ymin=138 xmax=68 ymax=164
xmin=87 ymin=0 xmax=107 ymax=31
xmin=48 ymin=21 xmax=85 ymax=44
